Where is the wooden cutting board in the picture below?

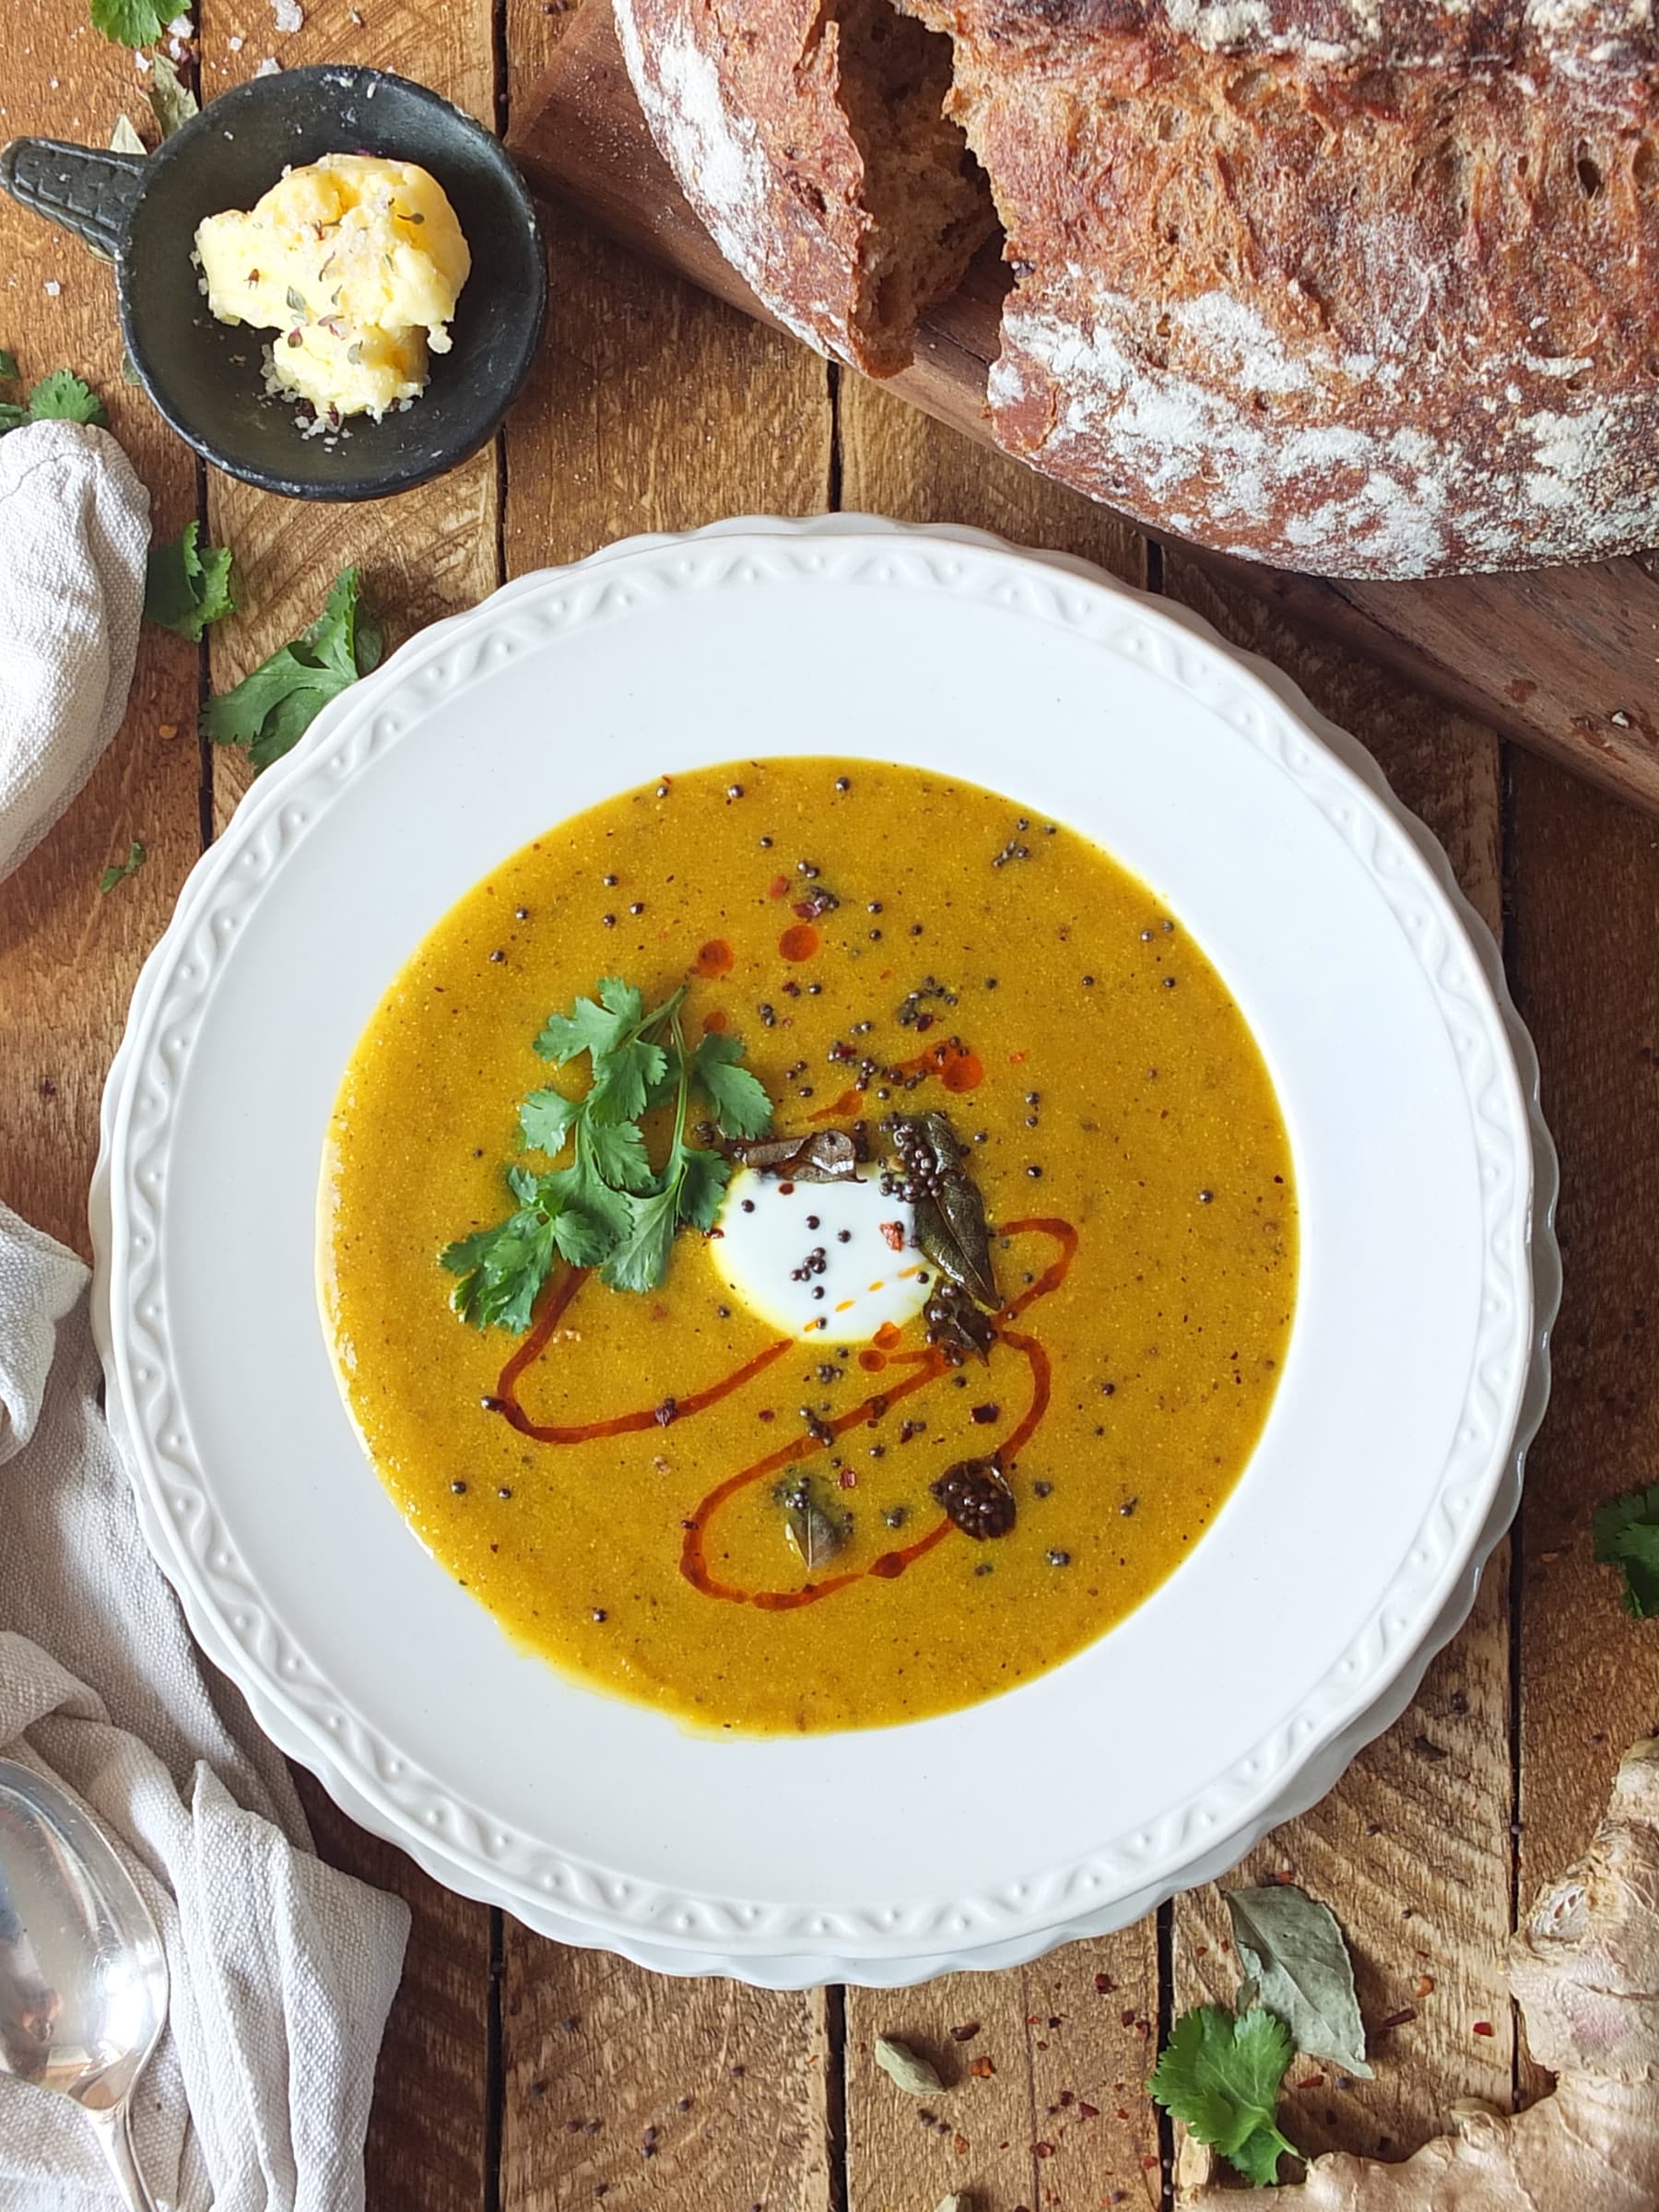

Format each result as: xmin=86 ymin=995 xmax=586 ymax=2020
xmin=508 ymin=1 xmax=1659 ymax=816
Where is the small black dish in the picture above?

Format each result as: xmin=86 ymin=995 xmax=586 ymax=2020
xmin=0 ymin=65 xmax=547 ymax=501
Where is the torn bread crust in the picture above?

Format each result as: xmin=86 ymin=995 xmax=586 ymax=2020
xmin=616 ymin=0 xmax=994 ymax=375
xmin=619 ymin=0 xmax=1659 ymax=577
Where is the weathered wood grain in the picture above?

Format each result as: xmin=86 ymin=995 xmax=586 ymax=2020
xmin=0 ymin=12 xmax=202 ymax=1257
xmin=500 ymin=1948 xmax=832 ymax=2212
xmin=201 ymin=0 xmax=501 ymax=834
xmin=1506 ymin=749 xmax=1659 ymax=2099
xmin=507 ymin=0 xmax=1659 ymax=819
xmin=1162 ymin=559 xmax=1516 ymax=2175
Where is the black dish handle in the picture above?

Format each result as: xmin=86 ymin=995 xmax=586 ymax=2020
xmin=0 ymin=139 xmax=147 ymax=259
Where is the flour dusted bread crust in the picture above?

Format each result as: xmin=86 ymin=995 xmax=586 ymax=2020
xmin=615 ymin=0 xmax=1659 ymax=580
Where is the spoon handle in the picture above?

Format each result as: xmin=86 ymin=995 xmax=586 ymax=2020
xmin=0 ymin=139 xmax=146 ymax=259
xmin=88 ymin=2104 xmax=159 ymax=2212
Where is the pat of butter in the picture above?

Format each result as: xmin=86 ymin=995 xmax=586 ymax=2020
xmin=195 ymin=153 xmax=471 ymax=421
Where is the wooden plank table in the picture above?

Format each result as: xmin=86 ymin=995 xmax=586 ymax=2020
xmin=3 ymin=5 xmax=1657 ymax=2207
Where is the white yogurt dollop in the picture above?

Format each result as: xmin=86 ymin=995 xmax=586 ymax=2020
xmin=712 ymin=1166 xmax=929 ymax=1342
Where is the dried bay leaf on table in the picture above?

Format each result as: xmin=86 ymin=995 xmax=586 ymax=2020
xmin=1226 ymin=1883 xmax=1372 ymax=2077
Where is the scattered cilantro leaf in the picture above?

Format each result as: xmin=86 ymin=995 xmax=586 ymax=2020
xmin=441 ymin=1207 xmax=559 ymax=1334
xmin=677 ymin=1145 xmax=731 ymax=1232
xmin=1594 ymin=1483 xmax=1659 ymax=1618
xmin=601 ymin=1183 xmax=681 ymax=1295
xmin=89 ymin=0 xmax=167 ymax=45
xmin=443 ymin=978 xmax=773 ymax=1327
xmin=146 ymin=52 xmax=198 ymax=139
xmin=0 ymin=369 xmax=110 ymax=438
xmin=581 ymin=1115 xmax=654 ymax=1192
xmin=27 ymin=371 xmax=109 ymax=425
xmin=1227 ymin=1886 xmax=1371 ymax=2078
xmin=693 ymin=1030 xmax=773 ymax=1139
xmin=518 ymin=1088 xmax=582 ymax=1158
xmin=0 ymin=347 xmax=18 ymax=382
xmin=203 ymin=566 xmax=382 ymax=770
xmin=535 ymin=982 xmax=637 ymax=1066
xmin=144 ymin=521 xmax=237 ymax=641
xmin=1150 ymin=2006 xmax=1297 ymax=2189
xmin=97 ymin=840 xmax=147 ymax=893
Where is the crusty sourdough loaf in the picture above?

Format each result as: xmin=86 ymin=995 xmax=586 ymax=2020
xmin=614 ymin=0 xmax=1659 ymax=580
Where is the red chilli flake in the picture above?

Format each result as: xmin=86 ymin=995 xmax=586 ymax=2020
xmin=879 ymin=1220 xmax=905 ymax=1251
xmin=1473 ymin=2020 xmax=1496 ymax=2037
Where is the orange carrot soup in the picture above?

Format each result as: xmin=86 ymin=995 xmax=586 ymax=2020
xmin=322 ymin=759 xmax=1297 ymax=1733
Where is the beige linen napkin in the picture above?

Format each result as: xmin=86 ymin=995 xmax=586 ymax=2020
xmin=0 ymin=422 xmax=411 ymax=2206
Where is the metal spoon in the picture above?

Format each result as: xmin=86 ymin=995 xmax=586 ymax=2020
xmin=0 ymin=1758 xmax=168 ymax=2211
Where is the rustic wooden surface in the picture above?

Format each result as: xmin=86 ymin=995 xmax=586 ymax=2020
xmin=508 ymin=0 xmax=1659 ymax=822
xmin=3 ymin=4 xmax=1658 ymax=2208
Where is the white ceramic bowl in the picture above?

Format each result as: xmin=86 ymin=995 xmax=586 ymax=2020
xmin=91 ymin=517 xmax=1557 ymax=1985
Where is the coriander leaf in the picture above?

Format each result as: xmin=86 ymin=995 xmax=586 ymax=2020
xmin=144 ymin=521 xmax=237 ymax=641
xmin=677 ymin=1146 xmax=730 ymax=1232
xmin=203 ymin=566 xmax=379 ymax=771
xmin=89 ymin=0 xmax=166 ymax=45
xmin=599 ymin=975 xmax=644 ymax=1026
xmin=1150 ymin=2006 xmax=1297 ymax=2188
xmin=518 ymin=1088 xmax=582 ymax=1158
xmin=97 ymin=839 xmax=147 ymax=892
xmin=601 ymin=1185 xmax=680 ymax=1294
xmin=26 ymin=371 xmax=108 ymax=426
xmin=441 ymin=1206 xmax=558 ymax=1333
xmin=1230 ymin=2119 xmax=1302 ymax=2192
xmin=582 ymin=1115 xmax=654 ymax=1192
xmin=1595 ymin=1484 xmax=1659 ymax=1618
xmin=535 ymin=989 xmax=632 ymax=1067
xmin=693 ymin=1031 xmax=773 ymax=1139
xmin=146 ymin=51 xmax=198 ymax=139
xmin=586 ymin=1035 xmax=666 ymax=1125
xmin=0 ymin=348 xmax=17 ymax=382
xmin=551 ymin=1156 xmax=634 ymax=1244
xmin=1226 ymin=1886 xmax=1371 ymax=2078
xmin=506 ymin=1164 xmax=540 ymax=1206
xmin=549 ymin=1207 xmax=610 ymax=1267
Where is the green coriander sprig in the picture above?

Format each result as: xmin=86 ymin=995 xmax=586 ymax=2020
xmin=441 ymin=976 xmax=772 ymax=1327
xmin=1150 ymin=2005 xmax=1299 ymax=2188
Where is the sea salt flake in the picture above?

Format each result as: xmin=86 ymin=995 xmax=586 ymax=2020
xmin=270 ymin=0 xmax=303 ymax=29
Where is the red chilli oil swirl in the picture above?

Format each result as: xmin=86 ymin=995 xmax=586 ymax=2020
xmin=486 ymin=1218 xmax=1077 ymax=1611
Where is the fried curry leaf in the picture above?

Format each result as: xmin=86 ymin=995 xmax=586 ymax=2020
xmin=888 ymin=1110 xmax=998 ymax=1310
xmin=722 ymin=1128 xmax=860 ymax=1182
xmin=778 ymin=1474 xmax=850 ymax=1573
xmin=446 ymin=977 xmax=772 ymax=1327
